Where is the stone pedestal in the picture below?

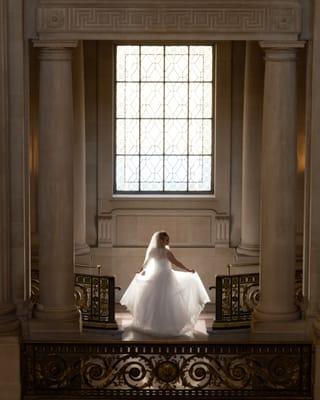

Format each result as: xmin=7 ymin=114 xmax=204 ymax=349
xmin=0 ymin=337 xmax=20 ymax=400
xmin=252 ymin=41 xmax=304 ymax=330
xmin=237 ymin=41 xmax=263 ymax=258
xmin=32 ymin=41 xmax=80 ymax=333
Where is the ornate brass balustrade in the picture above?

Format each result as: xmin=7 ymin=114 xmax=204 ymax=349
xmin=31 ymin=269 xmax=117 ymax=329
xmin=22 ymin=341 xmax=312 ymax=399
xmin=213 ymin=270 xmax=303 ymax=329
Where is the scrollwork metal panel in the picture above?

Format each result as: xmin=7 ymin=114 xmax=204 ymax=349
xmin=214 ymin=270 xmax=303 ymax=328
xmin=22 ymin=342 xmax=312 ymax=399
xmin=31 ymin=270 xmax=117 ymax=329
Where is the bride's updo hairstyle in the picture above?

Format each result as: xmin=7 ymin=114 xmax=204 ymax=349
xmin=158 ymin=231 xmax=169 ymax=244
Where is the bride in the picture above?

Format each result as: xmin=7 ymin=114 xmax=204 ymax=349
xmin=120 ymin=231 xmax=210 ymax=337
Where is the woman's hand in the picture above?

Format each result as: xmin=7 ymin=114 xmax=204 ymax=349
xmin=136 ymin=268 xmax=144 ymax=274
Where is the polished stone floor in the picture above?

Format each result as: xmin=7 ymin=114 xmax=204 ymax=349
xmin=24 ymin=303 xmax=311 ymax=344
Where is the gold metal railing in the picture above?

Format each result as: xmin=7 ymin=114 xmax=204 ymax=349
xmin=31 ymin=267 xmax=118 ymax=329
xmin=212 ymin=269 xmax=303 ymax=329
xmin=226 ymin=262 xmax=258 ymax=275
xmin=22 ymin=341 xmax=313 ymax=399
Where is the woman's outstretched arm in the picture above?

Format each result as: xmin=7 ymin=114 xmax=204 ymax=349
xmin=167 ymin=250 xmax=195 ymax=273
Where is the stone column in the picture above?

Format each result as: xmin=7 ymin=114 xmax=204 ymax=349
xmin=32 ymin=41 xmax=80 ymax=332
xmin=73 ymin=42 xmax=89 ymax=256
xmin=237 ymin=41 xmax=264 ymax=257
xmin=252 ymin=41 xmax=304 ymax=330
xmin=309 ymin=6 xmax=320 ymax=396
xmin=0 ymin=0 xmax=19 ymax=336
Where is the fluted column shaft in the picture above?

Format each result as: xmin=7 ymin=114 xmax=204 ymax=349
xmin=237 ymin=41 xmax=263 ymax=257
xmin=73 ymin=42 xmax=89 ymax=255
xmin=33 ymin=42 xmax=80 ymax=331
xmin=253 ymin=42 xmax=304 ymax=324
xmin=0 ymin=0 xmax=19 ymax=335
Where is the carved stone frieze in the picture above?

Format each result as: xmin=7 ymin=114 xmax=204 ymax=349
xmin=36 ymin=0 xmax=302 ymax=39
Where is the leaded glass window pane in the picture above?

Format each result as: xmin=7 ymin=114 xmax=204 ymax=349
xmin=141 ymin=83 xmax=163 ymax=118
xmin=115 ymin=45 xmax=214 ymax=193
xmin=165 ymin=119 xmax=188 ymax=155
xmin=189 ymin=156 xmax=212 ymax=191
xmin=116 ymin=119 xmax=139 ymax=155
xmin=141 ymin=119 xmax=163 ymax=154
xmin=189 ymin=120 xmax=212 ymax=155
xmin=141 ymin=156 xmax=163 ymax=191
xmin=141 ymin=46 xmax=164 ymax=81
xmin=165 ymin=83 xmax=188 ymax=118
xmin=165 ymin=156 xmax=188 ymax=191
xmin=116 ymin=156 xmax=139 ymax=191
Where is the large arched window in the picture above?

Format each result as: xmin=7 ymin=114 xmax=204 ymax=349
xmin=115 ymin=45 xmax=214 ymax=194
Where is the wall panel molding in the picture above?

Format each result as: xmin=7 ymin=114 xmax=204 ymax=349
xmin=215 ymin=214 xmax=230 ymax=247
xmin=98 ymin=210 xmax=230 ymax=248
xmin=98 ymin=214 xmax=112 ymax=247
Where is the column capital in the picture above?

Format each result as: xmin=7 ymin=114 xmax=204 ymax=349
xmin=35 ymin=42 xmax=78 ymax=61
xmin=259 ymin=41 xmax=305 ymax=61
xmin=259 ymin=41 xmax=305 ymax=49
xmin=33 ymin=40 xmax=78 ymax=49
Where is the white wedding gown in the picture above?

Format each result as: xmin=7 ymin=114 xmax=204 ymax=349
xmin=120 ymin=247 xmax=210 ymax=337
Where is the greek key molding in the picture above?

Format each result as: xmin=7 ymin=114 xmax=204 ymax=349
xmin=36 ymin=0 xmax=302 ymax=39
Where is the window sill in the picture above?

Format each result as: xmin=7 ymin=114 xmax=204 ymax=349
xmin=111 ymin=194 xmax=216 ymax=200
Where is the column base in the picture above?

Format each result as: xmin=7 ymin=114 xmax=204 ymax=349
xmin=251 ymin=306 xmax=303 ymax=337
xmin=0 ymin=305 xmax=20 ymax=335
xmin=253 ymin=305 xmax=300 ymax=322
xmin=31 ymin=304 xmax=81 ymax=333
xmin=0 ymin=336 xmax=20 ymax=400
xmin=75 ymin=242 xmax=90 ymax=255
xmin=251 ymin=318 xmax=309 ymax=340
xmin=228 ymin=256 xmax=259 ymax=275
xmin=237 ymin=242 xmax=260 ymax=257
